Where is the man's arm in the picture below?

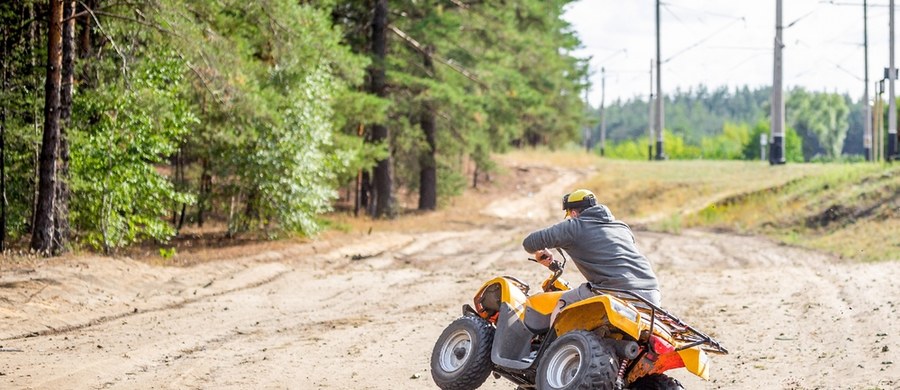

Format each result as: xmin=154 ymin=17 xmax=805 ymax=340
xmin=522 ymin=220 xmax=577 ymax=253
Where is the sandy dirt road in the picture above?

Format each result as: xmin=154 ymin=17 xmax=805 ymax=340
xmin=1 ymin=163 xmax=898 ymax=390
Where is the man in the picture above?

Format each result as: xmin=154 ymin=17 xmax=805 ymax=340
xmin=522 ymin=189 xmax=661 ymax=318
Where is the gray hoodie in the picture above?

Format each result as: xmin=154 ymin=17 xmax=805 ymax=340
xmin=522 ymin=205 xmax=659 ymax=291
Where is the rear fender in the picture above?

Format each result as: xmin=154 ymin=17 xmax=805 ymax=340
xmin=676 ymin=346 xmax=710 ymax=380
xmin=553 ymin=295 xmax=642 ymax=339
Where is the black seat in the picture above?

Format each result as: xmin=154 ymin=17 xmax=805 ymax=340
xmin=523 ymin=306 xmax=551 ymax=334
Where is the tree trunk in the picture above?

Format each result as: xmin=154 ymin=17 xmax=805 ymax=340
xmin=77 ymin=0 xmax=93 ymax=59
xmin=1 ymin=20 xmax=8 ymax=252
xmin=28 ymin=2 xmax=39 ymax=235
xmin=175 ymin=147 xmax=187 ymax=232
xmin=198 ymin=159 xmax=210 ymax=227
xmin=418 ymin=50 xmax=437 ymax=211
xmin=369 ymin=0 xmax=393 ymax=218
xmin=53 ymin=0 xmax=75 ymax=254
xmin=76 ymin=0 xmax=95 ymax=90
xmin=31 ymin=0 xmax=64 ymax=254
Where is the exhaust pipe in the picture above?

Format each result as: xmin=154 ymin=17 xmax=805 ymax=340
xmin=608 ymin=339 xmax=640 ymax=360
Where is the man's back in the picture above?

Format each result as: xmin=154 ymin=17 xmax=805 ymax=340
xmin=522 ymin=205 xmax=658 ymax=291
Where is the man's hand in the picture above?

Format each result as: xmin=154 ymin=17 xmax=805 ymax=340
xmin=535 ymin=249 xmax=554 ymax=268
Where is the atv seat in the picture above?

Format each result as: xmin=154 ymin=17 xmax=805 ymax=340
xmin=522 ymin=291 xmax=563 ymax=335
xmin=524 ymin=306 xmax=551 ymax=334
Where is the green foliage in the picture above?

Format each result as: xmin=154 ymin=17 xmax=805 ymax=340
xmin=159 ymin=247 xmax=177 ymax=259
xmin=0 ymin=0 xmax=593 ymax=252
xmin=605 ymin=136 xmax=651 ymax=160
xmin=743 ymin=120 xmax=804 ymax=163
xmin=355 ymin=0 xmax=588 ymax=202
xmin=602 ymin=85 xmax=865 ymax=161
xmin=0 ymin=1 xmax=47 ymax=240
xmin=601 ymin=85 xmax=771 ymax=145
xmin=605 ymin=119 xmax=804 ymax=162
xmin=146 ymin=0 xmax=378 ymax=235
xmin=701 ymin=122 xmax=750 ymax=160
xmin=662 ymin=131 xmax=702 ymax=159
xmin=70 ymin=54 xmax=196 ymax=251
xmin=248 ymin=66 xmax=341 ymax=234
xmin=786 ymin=88 xmax=850 ymax=160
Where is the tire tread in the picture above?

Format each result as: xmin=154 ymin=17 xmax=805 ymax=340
xmin=629 ymin=373 xmax=684 ymax=390
xmin=431 ymin=316 xmax=495 ymax=390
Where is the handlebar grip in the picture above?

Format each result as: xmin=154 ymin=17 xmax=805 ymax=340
xmin=548 ymin=260 xmax=561 ymax=272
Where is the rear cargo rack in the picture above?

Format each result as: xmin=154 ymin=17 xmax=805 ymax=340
xmin=590 ymin=285 xmax=729 ymax=355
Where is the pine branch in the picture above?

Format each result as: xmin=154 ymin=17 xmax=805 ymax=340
xmin=387 ymin=24 xmax=485 ymax=88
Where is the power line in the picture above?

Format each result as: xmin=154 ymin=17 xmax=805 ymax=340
xmin=662 ymin=4 xmax=693 ymax=32
xmin=661 ymin=2 xmax=746 ymax=21
xmin=819 ymin=1 xmax=889 ymax=7
xmin=663 ymin=17 xmax=745 ymax=63
xmin=833 ymin=61 xmax=865 ymax=81
xmin=707 ymin=45 xmax=770 ymax=51
xmin=785 ymin=8 xmax=819 ymax=29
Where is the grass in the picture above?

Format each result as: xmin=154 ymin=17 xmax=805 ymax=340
xmin=552 ymin=152 xmax=900 ymax=261
xmin=505 ymin=150 xmax=899 ymax=262
xmin=572 ymin=158 xmax=826 ymax=224
xmin=683 ymin=163 xmax=899 ymax=261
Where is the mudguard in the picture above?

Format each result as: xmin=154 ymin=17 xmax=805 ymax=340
xmin=552 ymin=295 xmax=642 ymax=340
xmin=473 ymin=277 xmax=528 ymax=319
xmin=677 ymin=346 xmax=710 ymax=380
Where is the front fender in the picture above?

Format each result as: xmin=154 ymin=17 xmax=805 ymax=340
xmin=473 ymin=277 xmax=529 ymax=320
xmin=552 ymin=295 xmax=642 ymax=339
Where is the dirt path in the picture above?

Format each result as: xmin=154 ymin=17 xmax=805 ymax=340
xmin=1 ymin=163 xmax=898 ymax=390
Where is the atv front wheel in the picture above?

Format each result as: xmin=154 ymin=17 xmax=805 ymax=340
xmin=536 ymin=330 xmax=618 ymax=390
xmin=431 ymin=315 xmax=495 ymax=390
xmin=629 ymin=373 xmax=685 ymax=390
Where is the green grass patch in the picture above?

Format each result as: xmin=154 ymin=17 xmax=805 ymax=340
xmin=679 ymin=163 xmax=899 ymax=262
xmin=565 ymin=156 xmax=898 ymax=262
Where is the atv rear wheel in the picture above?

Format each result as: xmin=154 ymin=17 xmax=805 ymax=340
xmin=431 ymin=315 xmax=495 ymax=390
xmin=629 ymin=373 xmax=684 ymax=390
xmin=536 ymin=330 xmax=618 ymax=390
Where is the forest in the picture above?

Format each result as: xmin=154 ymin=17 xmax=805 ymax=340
xmin=594 ymin=85 xmax=877 ymax=162
xmin=0 ymin=0 xmax=587 ymax=254
xmin=0 ymin=0 xmax=888 ymax=256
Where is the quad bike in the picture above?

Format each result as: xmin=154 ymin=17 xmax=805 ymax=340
xmin=430 ymin=250 xmax=728 ymax=390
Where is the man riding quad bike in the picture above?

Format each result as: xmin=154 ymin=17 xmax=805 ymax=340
xmin=430 ymin=190 xmax=727 ymax=389
xmin=430 ymin=250 xmax=727 ymax=389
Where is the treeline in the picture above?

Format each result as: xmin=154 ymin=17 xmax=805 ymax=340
xmin=596 ymin=85 xmax=879 ymax=161
xmin=0 ymin=0 xmax=588 ymax=254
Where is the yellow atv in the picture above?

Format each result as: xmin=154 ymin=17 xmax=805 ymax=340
xmin=430 ymin=251 xmax=728 ymax=390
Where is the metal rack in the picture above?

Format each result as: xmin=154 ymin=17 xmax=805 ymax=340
xmin=590 ymin=286 xmax=729 ymax=355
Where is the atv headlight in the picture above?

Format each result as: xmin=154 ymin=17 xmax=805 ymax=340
xmin=611 ymin=300 xmax=639 ymax=322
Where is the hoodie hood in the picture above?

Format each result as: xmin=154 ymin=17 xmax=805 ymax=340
xmin=578 ymin=204 xmax=616 ymax=223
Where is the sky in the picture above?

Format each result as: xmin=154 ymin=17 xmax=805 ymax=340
xmin=563 ymin=0 xmax=895 ymax=106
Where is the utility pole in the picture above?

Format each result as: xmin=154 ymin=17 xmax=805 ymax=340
xmin=891 ymin=0 xmax=898 ymax=160
xmin=600 ymin=67 xmax=607 ymax=156
xmin=771 ymin=0 xmax=787 ymax=165
xmin=649 ymin=59 xmax=655 ymax=161
xmin=655 ymin=0 xmax=665 ymax=160
xmin=865 ymin=0 xmax=873 ymax=161
xmin=877 ymin=80 xmax=885 ymax=161
xmin=584 ymin=74 xmax=591 ymax=153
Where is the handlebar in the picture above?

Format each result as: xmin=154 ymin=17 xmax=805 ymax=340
xmin=528 ymin=251 xmax=567 ymax=292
